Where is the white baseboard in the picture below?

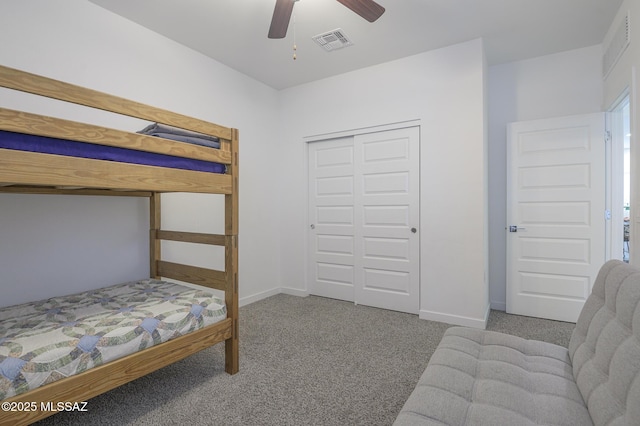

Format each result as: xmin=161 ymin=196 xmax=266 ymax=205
xmin=419 ymin=305 xmax=490 ymax=329
xmin=239 ymin=286 xmax=308 ymax=307
xmin=242 ymin=287 xmax=493 ymax=330
xmin=239 ymin=287 xmax=281 ymax=307
xmin=280 ymin=287 xmax=310 ymax=298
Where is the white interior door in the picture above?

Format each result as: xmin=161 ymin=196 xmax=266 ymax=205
xmin=308 ymin=126 xmax=420 ymax=314
xmin=507 ymin=113 xmax=605 ymax=322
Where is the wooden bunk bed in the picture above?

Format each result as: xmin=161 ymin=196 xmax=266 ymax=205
xmin=0 ymin=65 xmax=239 ymax=425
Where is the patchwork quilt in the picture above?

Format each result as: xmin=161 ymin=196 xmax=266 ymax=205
xmin=0 ymin=279 xmax=226 ymax=399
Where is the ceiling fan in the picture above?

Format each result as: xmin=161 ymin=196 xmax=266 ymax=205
xmin=268 ymin=0 xmax=385 ymax=39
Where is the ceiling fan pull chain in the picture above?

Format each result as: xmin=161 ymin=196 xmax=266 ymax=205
xmin=292 ymin=10 xmax=297 ymax=60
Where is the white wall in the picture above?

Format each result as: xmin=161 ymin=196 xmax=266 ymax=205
xmin=603 ymin=1 xmax=640 ymax=266
xmin=487 ymin=45 xmax=604 ymax=310
xmin=0 ymin=0 xmax=282 ymax=307
xmin=279 ymin=39 xmax=490 ymax=328
xmin=0 ymin=1 xmax=617 ymax=325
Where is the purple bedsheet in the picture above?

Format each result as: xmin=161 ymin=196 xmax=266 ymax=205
xmin=0 ymin=130 xmax=226 ymax=174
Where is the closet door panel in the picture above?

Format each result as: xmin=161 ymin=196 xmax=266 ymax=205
xmin=354 ymin=127 xmax=420 ymax=314
xmin=308 ymin=126 xmax=420 ymax=314
xmin=308 ymin=137 xmax=355 ymax=302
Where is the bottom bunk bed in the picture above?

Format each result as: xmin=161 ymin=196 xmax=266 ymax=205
xmin=0 ymin=279 xmax=227 ymax=402
xmin=0 ymin=193 xmax=239 ymax=425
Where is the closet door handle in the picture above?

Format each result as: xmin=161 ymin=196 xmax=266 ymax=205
xmin=310 ymin=224 xmax=315 ymax=230
xmin=411 ymin=227 xmax=417 ymax=233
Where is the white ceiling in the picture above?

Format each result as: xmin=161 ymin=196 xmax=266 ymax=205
xmin=89 ymin=0 xmax=622 ymax=90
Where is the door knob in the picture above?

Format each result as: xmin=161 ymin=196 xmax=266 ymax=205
xmin=310 ymin=224 xmax=315 ymax=229
xmin=411 ymin=227 xmax=417 ymax=233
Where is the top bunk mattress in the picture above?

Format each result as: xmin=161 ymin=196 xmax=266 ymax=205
xmin=0 ymin=279 xmax=226 ymax=400
xmin=0 ymin=130 xmax=227 ymax=174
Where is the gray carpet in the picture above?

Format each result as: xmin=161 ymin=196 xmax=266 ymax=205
xmin=35 ymin=294 xmax=575 ymax=426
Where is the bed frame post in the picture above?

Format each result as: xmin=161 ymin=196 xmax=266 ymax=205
xmin=150 ymin=192 xmax=161 ymax=279
xmin=225 ymin=129 xmax=239 ymax=374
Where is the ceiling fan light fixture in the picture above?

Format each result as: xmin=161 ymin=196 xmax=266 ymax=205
xmin=312 ymin=29 xmax=354 ymax=52
xmin=268 ymin=0 xmax=384 ymax=39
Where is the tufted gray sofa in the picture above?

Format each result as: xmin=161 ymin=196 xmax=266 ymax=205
xmin=394 ymin=260 xmax=640 ymax=425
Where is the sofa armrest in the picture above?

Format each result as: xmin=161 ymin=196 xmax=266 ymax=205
xmin=568 ymin=259 xmax=640 ymax=425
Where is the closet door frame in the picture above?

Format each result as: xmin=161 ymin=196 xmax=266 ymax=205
xmin=305 ymin=120 xmax=421 ymax=313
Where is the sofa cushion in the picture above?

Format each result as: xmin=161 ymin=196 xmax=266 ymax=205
xmin=394 ymin=327 xmax=593 ymax=425
xmin=568 ymin=260 xmax=640 ymax=426
xmin=395 ymin=260 xmax=640 ymax=426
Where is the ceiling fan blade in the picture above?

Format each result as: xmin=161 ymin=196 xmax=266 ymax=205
xmin=268 ymin=0 xmax=296 ymax=39
xmin=336 ymin=0 xmax=385 ymax=22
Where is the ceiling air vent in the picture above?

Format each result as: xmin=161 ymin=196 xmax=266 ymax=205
xmin=603 ymin=11 xmax=630 ymax=78
xmin=312 ymin=29 xmax=353 ymax=52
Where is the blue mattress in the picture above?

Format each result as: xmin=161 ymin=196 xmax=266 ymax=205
xmin=0 ymin=130 xmax=226 ymax=174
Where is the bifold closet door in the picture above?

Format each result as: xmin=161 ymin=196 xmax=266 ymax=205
xmin=308 ymin=127 xmax=420 ymax=314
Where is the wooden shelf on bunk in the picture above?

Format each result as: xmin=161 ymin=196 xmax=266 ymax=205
xmin=0 ymin=147 xmax=233 ymax=194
